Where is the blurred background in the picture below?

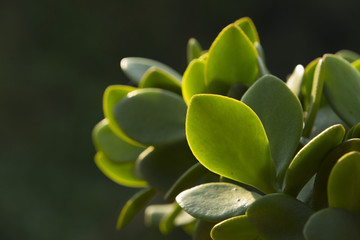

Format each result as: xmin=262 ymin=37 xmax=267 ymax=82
xmin=1 ymin=0 xmax=359 ymax=239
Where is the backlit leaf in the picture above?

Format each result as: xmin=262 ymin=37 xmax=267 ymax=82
xmin=182 ymin=59 xmax=207 ymax=105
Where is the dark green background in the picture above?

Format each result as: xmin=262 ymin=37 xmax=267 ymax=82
xmin=1 ymin=0 xmax=359 ymax=239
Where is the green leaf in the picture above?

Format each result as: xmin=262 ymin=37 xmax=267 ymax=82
xmin=303 ymin=208 xmax=360 ymax=240
xmin=227 ymin=83 xmax=249 ymax=100
xmin=301 ymin=58 xmax=320 ymax=113
xmin=336 ymin=49 xmax=360 ymax=62
xmin=92 ymin=119 xmax=145 ymax=163
xmin=165 ymin=163 xmax=209 ymax=201
xmin=205 ymin=24 xmax=258 ymax=94
xmin=117 ymin=187 xmax=156 ymax=229
xmin=303 ymin=58 xmax=324 ymax=137
xmin=234 ymin=17 xmax=260 ymax=44
xmin=176 ymin=182 xmax=261 ymax=221
xmin=120 ymin=57 xmax=182 ymax=84
xmin=159 ymin=203 xmax=194 ymax=234
xmin=186 ymin=94 xmax=277 ymax=194
xmin=182 ymin=59 xmax=207 ymax=105
xmin=145 ymin=203 xmax=174 ymax=227
xmin=113 ymin=88 xmax=187 ymax=145
xmin=345 ymin=122 xmax=360 ymax=140
xmin=352 ymin=59 xmax=360 ymax=72
xmin=283 ymin=124 xmax=345 ymax=197
xmin=135 ymin=141 xmax=197 ymax=192
xmin=211 ymin=215 xmax=262 ymax=240
xmin=322 ymin=54 xmax=360 ymax=127
xmin=328 ymin=151 xmax=360 ymax=214
xmin=187 ymin=38 xmax=203 ymax=63
xmin=286 ymin=64 xmax=304 ymax=97
xmin=94 ymin=152 xmax=147 ymax=187
xmin=139 ymin=67 xmax=182 ymax=95
xmin=103 ymin=85 xmax=142 ymax=146
xmin=247 ymin=193 xmax=314 ymax=240
xmin=242 ymin=75 xmax=303 ymax=182
xmin=313 ymin=139 xmax=360 ymax=210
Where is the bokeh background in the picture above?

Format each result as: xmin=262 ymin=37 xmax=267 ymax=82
xmin=1 ymin=0 xmax=359 ymax=239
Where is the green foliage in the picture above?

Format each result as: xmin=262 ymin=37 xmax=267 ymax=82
xmin=92 ymin=17 xmax=360 ymax=239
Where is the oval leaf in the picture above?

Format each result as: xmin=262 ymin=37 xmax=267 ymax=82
xmin=284 ymin=124 xmax=345 ymax=196
xmin=242 ymin=75 xmax=304 ymax=181
xmin=139 ymin=67 xmax=182 ymax=95
xmin=328 ymin=151 xmax=360 ymax=214
xmin=176 ymin=182 xmax=261 ymax=221
xmin=92 ymin=119 xmax=145 ymax=163
xmin=205 ymin=24 xmax=258 ymax=94
xmin=187 ymin=38 xmax=203 ymax=63
xmin=103 ymin=85 xmax=141 ymax=146
xmin=120 ymin=57 xmax=182 ymax=84
xmin=135 ymin=141 xmax=197 ymax=192
xmin=211 ymin=215 xmax=261 ymax=240
xmin=114 ymin=88 xmax=187 ymax=145
xmin=186 ymin=94 xmax=277 ymax=194
xmin=182 ymin=59 xmax=207 ymax=105
xmin=322 ymin=54 xmax=360 ymax=126
xmin=94 ymin=152 xmax=147 ymax=187
xmin=304 ymin=208 xmax=360 ymax=240
xmin=247 ymin=193 xmax=314 ymax=240
xmin=234 ymin=17 xmax=260 ymax=44
xmin=117 ymin=187 xmax=156 ymax=229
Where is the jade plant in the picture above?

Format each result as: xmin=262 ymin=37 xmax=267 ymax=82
xmin=92 ymin=17 xmax=360 ymax=239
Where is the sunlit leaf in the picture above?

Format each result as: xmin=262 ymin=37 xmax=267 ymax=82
xmin=139 ymin=67 xmax=182 ymax=95
xmin=211 ymin=215 xmax=261 ymax=240
xmin=322 ymin=54 xmax=360 ymax=127
xmin=234 ymin=17 xmax=260 ymax=44
xmin=304 ymin=208 xmax=360 ymax=240
xmin=120 ymin=57 xmax=182 ymax=84
xmin=92 ymin=119 xmax=145 ymax=163
xmin=284 ymin=124 xmax=345 ymax=197
xmin=328 ymin=151 xmax=360 ymax=214
xmin=94 ymin=152 xmax=146 ymax=187
xmin=187 ymin=38 xmax=203 ymax=63
xmin=205 ymin=24 xmax=258 ymax=94
xmin=186 ymin=94 xmax=277 ymax=194
xmin=182 ymin=59 xmax=207 ymax=105
xmin=247 ymin=193 xmax=314 ymax=240
xmin=117 ymin=187 xmax=156 ymax=229
xmin=286 ymin=64 xmax=304 ymax=97
xmin=113 ymin=88 xmax=187 ymax=145
xmin=135 ymin=141 xmax=197 ymax=192
xmin=301 ymin=58 xmax=320 ymax=113
xmin=336 ymin=49 xmax=360 ymax=63
xmin=176 ymin=183 xmax=261 ymax=221
xmin=352 ymin=59 xmax=360 ymax=72
xmin=242 ymin=75 xmax=303 ymax=182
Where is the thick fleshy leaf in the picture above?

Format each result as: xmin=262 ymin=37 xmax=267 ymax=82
xmin=234 ymin=17 xmax=260 ymax=44
xmin=139 ymin=67 xmax=182 ymax=95
xmin=135 ymin=141 xmax=197 ymax=192
xmin=286 ymin=64 xmax=304 ymax=97
xmin=159 ymin=203 xmax=194 ymax=234
xmin=328 ymin=151 xmax=360 ymax=214
xmin=304 ymin=208 xmax=360 ymax=240
xmin=182 ymin=59 xmax=207 ymax=105
xmin=117 ymin=187 xmax=156 ymax=229
xmin=284 ymin=124 xmax=345 ymax=196
xmin=247 ymin=193 xmax=314 ymax=240
xmin=313 ymin=139 xmax=360 ymax=210
xmin=242 ymin=75 xmax=303 ymax=181
xmin=352 ymin=59 xmax=360 ymax=72
xmin=94 ymin=152 xmax=146 ymax=187
xmin=165 ymin=163 xmax=209 ymax=201
xmin=186 ymin=94 xmax=277 ymax=194
xmin=336 ymin=49 xmax=360 ymax=62
xmin=322 ymin=54 xmax=360 ymax=127
xmin=301 ymin=58 xmax=320 ymax=113
xmin=103 ymin=85 xmax=141 ymax=146
xmin=176 ymin=183 xmax=261 ymax=221
xmin=205 ymin=24 xmax=258 ymax=94
xmin=120 ymin=57 xmax=182 ymax=84
xmin=92 ymin=119 xmax=145 ymax=163
xmin=113 ymin=88 xmax=187 ymax=145
xmin=345 ymin=122 xmax=360 ymax=140
xmin=211 ymin=215 xmax=261 ymax=240
xmin=303 ymin=58 xmax=324 ymax=137
xmin=227 ymin=83 xmax=249 ymax=100
xmin=187 ymin=38 xmax=203 ymax=63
